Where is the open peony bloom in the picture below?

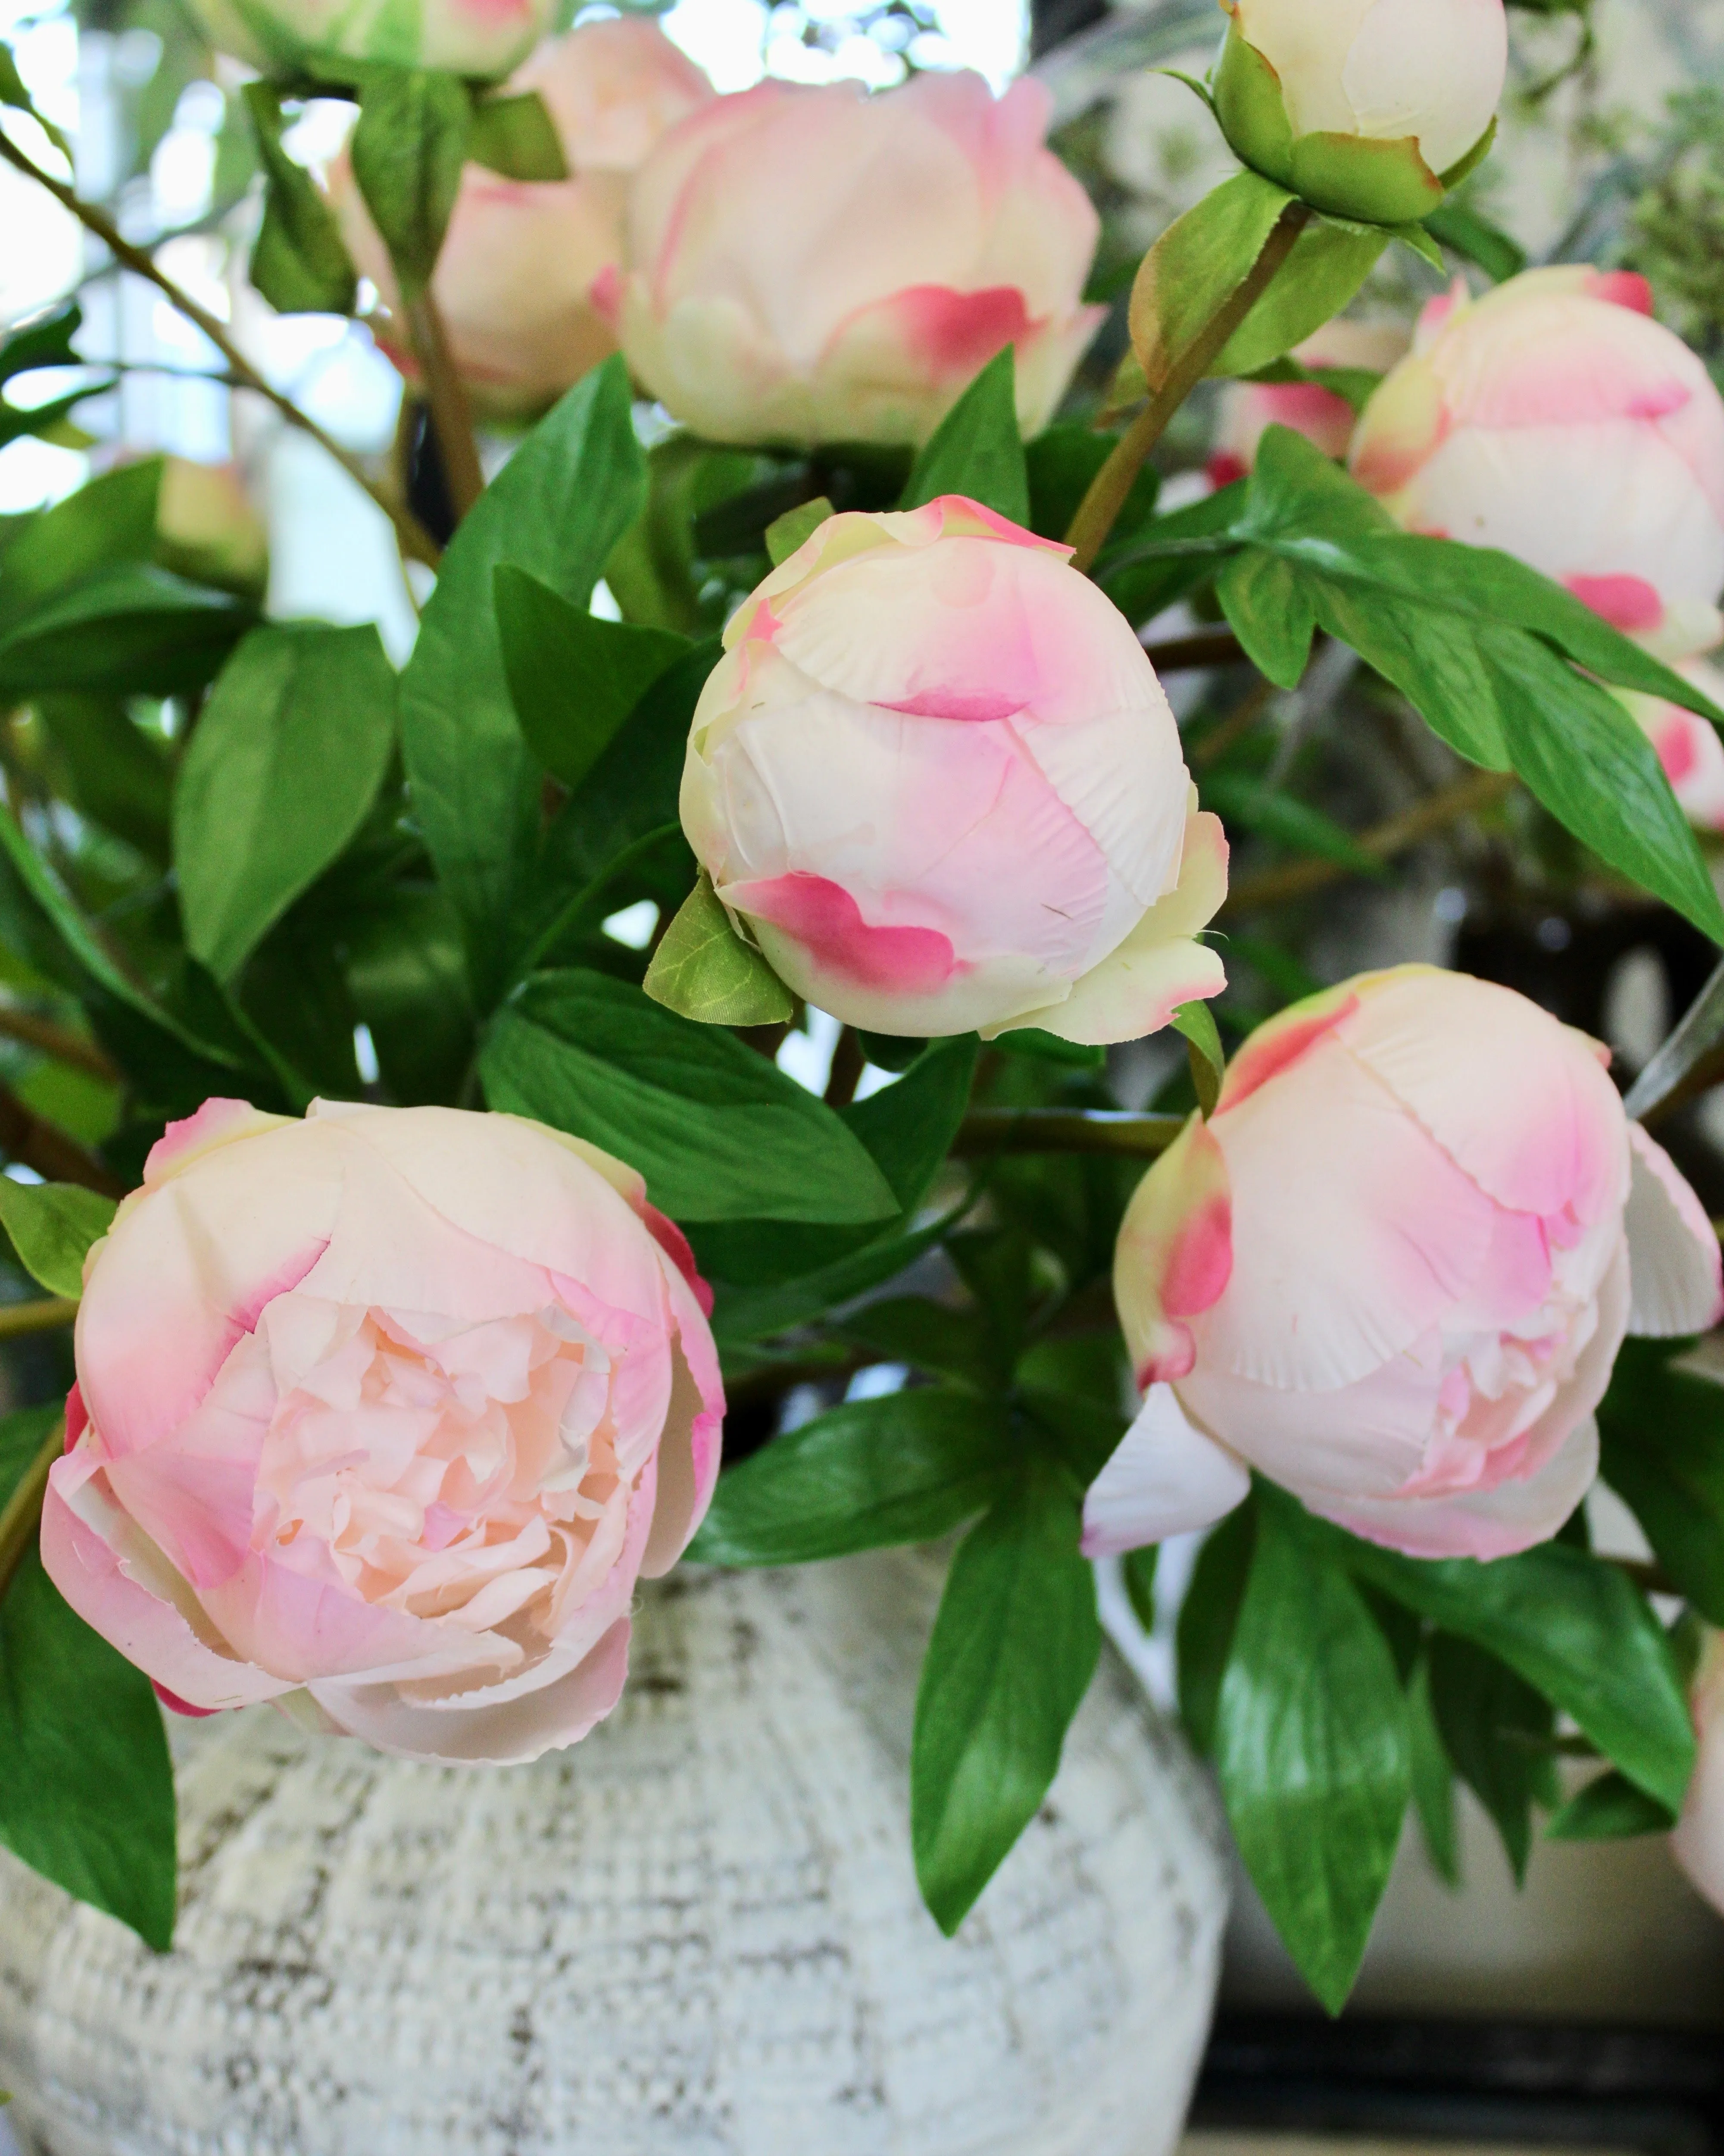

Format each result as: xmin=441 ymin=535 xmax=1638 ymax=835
xmin=1213 ymin=0 xmax=1506 ymax=225
xmin=40 ymin=1100 xmax=722 ymax=1766
xmin=680 ymin=496 xmax=1227 ymax=1043
xmin=1615 ymin=656 xmax=1724 ymax=834
xmin=187 ymin=0 xmax=553 ymax=78
xmin=1209 ymin=318 xmax=1410 ymax=488
xmin=1352 ymin=267 xmax=1724 ymax=662
xmin=1674 ymin=1630 xmax=1724 ymax=1916
xmin=596 ymin=70 xmax=1106 ymax=447
xmin=332 ymin=20 xmax=714 ymax=419
xmin=1084 ymin=966 xmax=1723 ymax=1563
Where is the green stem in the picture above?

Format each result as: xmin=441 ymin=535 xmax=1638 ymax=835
xmin=0 ymin=1417 xmax=64 ymax=1605
xmin=953 ymin=1108 xmax=1186 ymax=1160
xmin=1065 ymin=201 xmax=1313 ymax=575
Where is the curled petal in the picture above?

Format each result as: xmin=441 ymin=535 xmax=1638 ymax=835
xmin=1114 ymin=1114 xmax=1234 ymax=1388
xmin=1317 ymin=1410 xmax=1600 ymax=1561
xmin=1625 ymin=1123 xmax=1724 ymax=1337
xmin=1080 ymin=1385 xmax=1249 ymax=1556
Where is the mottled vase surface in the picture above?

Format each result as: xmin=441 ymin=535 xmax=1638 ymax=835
xmin=0 ymin=1550 xmax=1228 ymax=2156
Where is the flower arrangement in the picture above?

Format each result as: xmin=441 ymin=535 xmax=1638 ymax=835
xmin=0 ymin=0 xmax=1719 ymax=2030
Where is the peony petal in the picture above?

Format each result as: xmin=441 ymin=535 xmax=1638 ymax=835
xmin=40 ymin=1466 xmax=293 ymax=1711
xmin=1196 ymin=1027 xmax=1501 ymax=1390
xmin=997 ymin=802 xmax=1227 ymax=1047
xmin=1673 ymin=1635 xmax=1724 ymax=1918
xmin=1318 ymin=1408 xmax=1599 ymax=1560
xmin=1340 ymin=966 xmax=1629 ymax=1228
xmin=1080 ymin=1384 xmax=1250 ymax=1555
xmin=310 ymin=1616 xmax=632 ymax=1765
xmin=1113 ymin=1114 xmax=1234 ymax=1388
xmin=1625 ymin=1123 xmax=1724 ymax=1337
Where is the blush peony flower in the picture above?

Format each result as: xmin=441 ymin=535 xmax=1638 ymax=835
xmin=597 ymin=71 xmax=1106 ymax=448
xmin=1209 ymin=318 xmax=1410 ymax=488
xmin=332 ymin=19 xmax=714 ymax=419
xmin=1615 ymin=657 xmax=1724 ymax=834
xmin=679 ymin=496 xmax=1228 ymax=1043
xmin=1085 ymin=966 xmax=1722 ymax=1562
xmin=40 ymin=1099 xmax=722 ymax=1766
xmin=1214 ymin=0 xmax=1507 ymax=225
xmin=1351 ymin=268 xmax=1724 ymax=661
xmin=1673 ymin=1630 xmax=1724 ymax=1916
xmin=187 ymin=0 xmax=553 ymax=78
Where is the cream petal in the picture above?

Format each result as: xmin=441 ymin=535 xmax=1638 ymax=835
xmin=1080 ymin=1385 xmax=1250 ymax=1556
xmin=1625 ymin=1123 xmax=1724 ymax=1337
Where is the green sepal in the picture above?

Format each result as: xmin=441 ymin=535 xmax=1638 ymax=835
xmin=1289 ymin=131 xmax=1445 ymax=228
xmin=1171 ymin=1000 xmax=1225 ymax=1116
xmin=467 ymin=88 xmax=567 ymax=181
xmin=1213 ymin=22 xmax=1295 ymax=189
xmin=1208 ymin=211 xmax=1389 ymax=383
xmin=1439 ymin=115 xmax=1498 ymax=192
xmin=1391 ymin=220 xmax=1448 ymax=271
xmin=764 ymin=496 xmax=834 ymax=567
xmin=642 ymin=871 xmax=795 ymax=1028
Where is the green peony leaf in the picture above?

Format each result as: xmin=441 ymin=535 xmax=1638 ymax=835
xmin=641 ymin=871 xmax=794 ymax=1028
xmin=0 ymin=1177 xmax=115 ymax=1297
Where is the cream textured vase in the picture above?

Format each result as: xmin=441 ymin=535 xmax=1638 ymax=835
xmin=0 ymin=1549 xmax=1229 ymax=2156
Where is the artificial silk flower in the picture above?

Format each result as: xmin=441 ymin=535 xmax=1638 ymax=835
xmin=1213 ymin=0 xmax=1508 ymax=225
xmin=1209 ymin=317 xmax=1410 ymax=487
xmin=1615 ymin=657 xmax=1724 ymax=835
xmin=186 ymin=0 xmax=553 ymax=78
xmin=1351 ymin=267 xmax=1724 ymax=662
xmin=41 ymin=1099 xmax=722 ymax=1767
xmin=596 ymin=70 xmax=1106 ymax=448
xmin=1674 ymin=1630 xmax=1724 ymax=1917
xmin=679 ymin=496 xmax=1227 ymax=1044
xmin=1085 ymin=966 xmax=1723 ymax=1563
xmin=333 ymin=19 xmax=715 ymax=419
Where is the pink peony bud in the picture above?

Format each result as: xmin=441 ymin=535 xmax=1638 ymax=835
xmin=1086 ymin=966 xmax=1722 ymax=1563
xmin=187 ymin=0 xmax=554 ymax=78
xmin=1674 ymin=1631 xmax=1724 ymax=1915
xmin=41 ymin=1099 xmax=723 ymax=1766
xmin=599 ymin=71 xmax=1107 ymax=448
xmin=1216 ymin=0 xmax=1507 ymax=225
xmin=680 ymin=496 xmax=1228 ymax=1043
xmin=1351 ymin=267 xmax=1724 ymax=661
xmin=1615 ymin=656 xmax=1724 ymax=834
xmin=1209 ymin=318 xmax=1410 ymax=487
xmin=332 ymin=19 xmax=714 ymax=418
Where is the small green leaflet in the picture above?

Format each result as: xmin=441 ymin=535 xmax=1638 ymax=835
xmin=1171 ymin=1000 xmax=1225 ymax=1117
xmin=643 ymin=872 xmax=794 ymax=1027
xmin=0 ymin=1177 xmax=115 ymax=1296
xmin=349 ymin=68 xmax=471 ymax=303
xmin=468 ymin=89 xmax=567 ymax=181
xmin=764 ymin=496 xmax=834 ymax=566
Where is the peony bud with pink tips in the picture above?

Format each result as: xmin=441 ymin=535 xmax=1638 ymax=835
xmin=41 ymin=1099 xmax=722 ymax=1766
xmin=598 ymin=71 xmax=1106 ymax=448
xmin=1351 ymin=268 xmax=1724 ymax=661
xmin=1085 ymin=966 xmax=1722 ymax=1563
xmin=679 ymin=496 xmax=1227 ymax=1043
